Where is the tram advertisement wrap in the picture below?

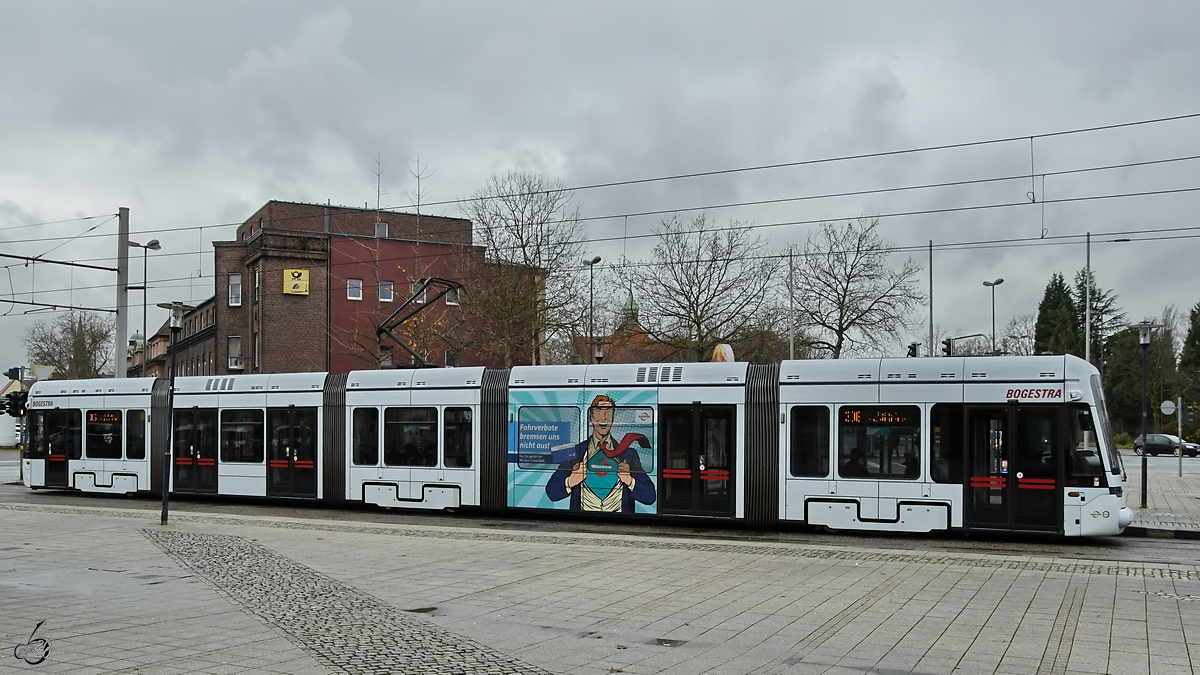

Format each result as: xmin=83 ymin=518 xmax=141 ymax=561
xmin=508 ymin=389 xmax=658 ymax=514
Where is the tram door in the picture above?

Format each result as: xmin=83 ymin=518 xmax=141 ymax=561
xmin=173 ymin=409 xmax=218 ymax=493
xmin=966 ymin=405 xmax=1061 ymax=531
xmin=34 ymin=410 xmax=80 ymax=488
xmin=267 ymin=407 xmax=318 ymax=499
xmin=659 ymin=405 xmax=735 ymax=517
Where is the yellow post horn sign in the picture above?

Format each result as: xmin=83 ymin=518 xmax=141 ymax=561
xmin=283 ymin=269 xmax=309 ymax=295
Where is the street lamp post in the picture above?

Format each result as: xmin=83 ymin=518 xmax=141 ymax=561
xmin=583 ymin=256 xmax=601 ymax=363
xmin=157 ymin=300 xmax=194 ymax=525
xmin=982 ymin=278 xmax=1004 ymax=355
xmin=1139 ymin=321 xmax=1152 ymax=509
xmin=128 ymin=239 xmax=161 ymax=377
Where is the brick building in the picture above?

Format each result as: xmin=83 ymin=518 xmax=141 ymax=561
xmin=129 ymin=200 xmax=522 ymax=377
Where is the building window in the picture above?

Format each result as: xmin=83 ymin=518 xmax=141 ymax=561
xmin=379 ymin=281 xmax=394 ymax=302
xmin=348 ymin=278 xmax=363 ymax=301
xmin=254 ymin=332 xmax=260 ymax=369
xmin=445 ymin=287 xmax=460 ymax=306
xmin=375 ymin=221 xmax=388 ymax=238
xmin=228 ymin=336 xmax=243 ymax=370
xmin=254 ymin=266 xmax=261 ymax=302
xmin=412 ymin=280 xmax=427 ymax=304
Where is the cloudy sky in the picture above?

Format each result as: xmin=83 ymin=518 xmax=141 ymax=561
xmin=3 ymin=2 xmax=1200 ymax=368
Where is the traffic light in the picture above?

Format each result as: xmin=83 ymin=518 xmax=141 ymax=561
xmin=13 ymin=390 xmax=26 ymax=417
xmin=941 ymin=338 xmax=954 ymax=357
xmin=4 ymin=391 xmax=18 ymax=417
xmin=3 ymin=367 xmax=18 ymax=381
xmin=1185 ymin=403 xmax=1194 ymax=425
xmin=906 ymin=342 xmax=920 ymax=358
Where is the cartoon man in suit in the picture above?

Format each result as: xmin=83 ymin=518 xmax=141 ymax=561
xmin=545 ymin=394 xmax=656 ymax=512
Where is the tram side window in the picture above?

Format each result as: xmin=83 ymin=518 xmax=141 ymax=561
xmin=838 ymin=406 xmax=920 ymax=479
xmin=929 ymin=404 xmax=964 ymax=483
xmin=352 ymin=407 xmax=379 ymax=466
xmin=221 ymin=409 xmax=265 ymax=463
xmin=86 ymin=410 xmax=123 ymax=459
xmin=384 ymin=407 xmax=437 ymax=467
xmin=789 ymin=406 xmax=830 ymax=478
xmin=127 ymin=410 xmax=147 ymax=460
xmin=444 ymin=407 xmax=472 ymax=467
xmin=1067 ymin=403 xmax=1106 ymax=487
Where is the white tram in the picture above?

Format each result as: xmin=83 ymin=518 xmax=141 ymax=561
xmin=21 ymin=354 xmax=1133 ymax=536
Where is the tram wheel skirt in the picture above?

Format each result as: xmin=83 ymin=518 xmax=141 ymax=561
xmin=805 ymin=499 xmax=950 ymax=533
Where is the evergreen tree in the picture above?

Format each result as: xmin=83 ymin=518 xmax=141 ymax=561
xmin=1033 ymin=272 xmax=1081 ymax=356
xmin=1177 ymin=301 xmax=1200 ymax=438
xmin=1179 ymin=302 xmax=1200 ymax=395
xmin=1101 ymin=327 xmax=1141 ymax=433
xmin=1073 ymin=268 xmax=1126 ymax=361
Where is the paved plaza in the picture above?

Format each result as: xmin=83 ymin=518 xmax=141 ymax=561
xmin=2 ymin=500 xmax=1200 ymax=675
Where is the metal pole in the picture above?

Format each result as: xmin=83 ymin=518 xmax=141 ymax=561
xmin=161 ymin=317 xmax=178 ymax=525
xmin=788 ymin=247 xmax=795 ymax=360
xmin=1085 ymin=232 xmax=1091 ymax=364
xmin=141 ymin=247 xmax=149 ymax=378
xmin=1141 ymin=339 xmax=1149 ymax=508
xmin=115 ymin=207 xmax=130 ymax=378
xmin=990 ymin=284 xmax=996 ymax=355
xmin=589 ymin=263 xmax=595 ymax=364
xmin=17 ymin=366 xmax=25 ymax=482
xmin=1179 ymin=395 xmax=1184 ymax=478
xmin=928 ymin=240 xmax=934 ymax=357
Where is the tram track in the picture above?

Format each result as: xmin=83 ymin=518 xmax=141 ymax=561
xmin=2 ymin=484 xmax=1197 ymax=567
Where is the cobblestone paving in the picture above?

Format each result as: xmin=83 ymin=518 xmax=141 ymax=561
xmin=142 ymin=529 xmax=550 ymax=675
xmin=4 ymin=503 xmax=1193 ymax=580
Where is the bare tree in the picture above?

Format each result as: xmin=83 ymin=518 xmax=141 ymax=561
xmin=618 ymin=214 xmax=778 ymax=362
xmin=457 ymin=171 xmax=584 ymax=366
xmin=1000 ymin=313 xmax=1037 ymax=356
xmin=23 ymin=310 xmax=115 ymax=378
xmin=790 ymin=218 xmax=923 ymax=358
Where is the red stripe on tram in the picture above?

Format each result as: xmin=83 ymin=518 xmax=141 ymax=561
xmin=1018 ymin=478 xmax=1056 ymax=484
xmin=174 ymin=457 xmax=191 ymax=465
xmin=1018 ymin=484 xmax=1056 ymax=490
xmin=197 ymin=458 xmax=215 ymax=466
xmin=662 ymin=469 xmax=691 ymax=479
xmin=48 ymin=454 xmax=66 ymax=461
xmin=269 ymin=460 xmax=289 ymax=468
xmin=294 ymin=461 xmax=315 ymax=468
xmin=700 ymin=471 xmax=730 ymax=480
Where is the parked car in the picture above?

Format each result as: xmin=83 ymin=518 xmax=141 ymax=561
xmin=1134 ymin=433 xmax=1200 ymax=457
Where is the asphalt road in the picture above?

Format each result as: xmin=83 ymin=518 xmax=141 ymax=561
xmin=1117 ymin=447 xmax=1200 ymax=477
